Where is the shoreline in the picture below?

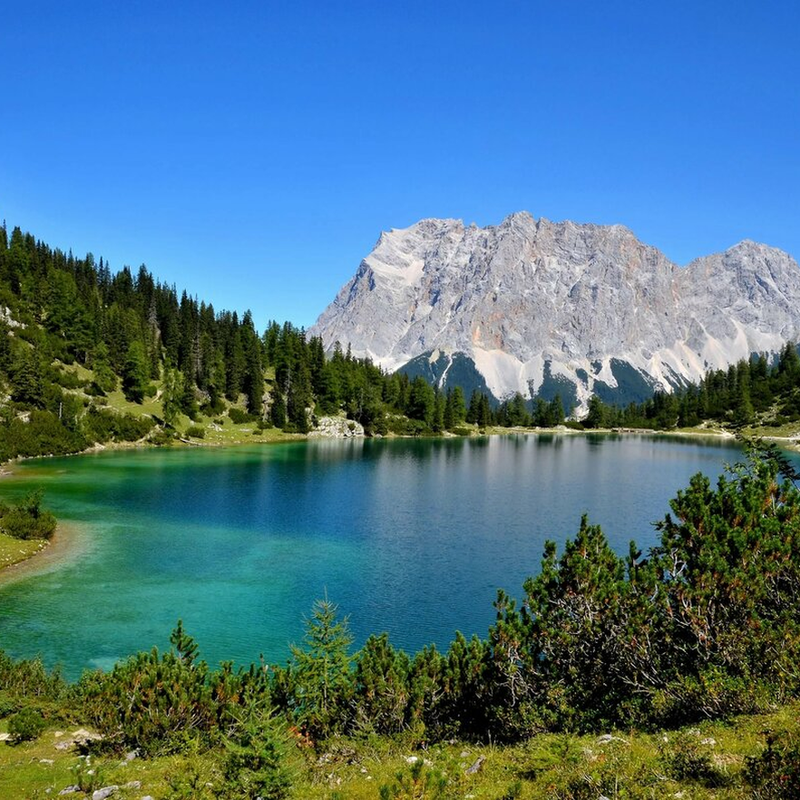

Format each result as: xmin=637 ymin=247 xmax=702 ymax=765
xmin=0 ymin=424 xmax=796 ymax=581
xmin=0 ymin=520 xmax=89 ymax=586
xmin=1 ymin=422 xmax=797 ymax=477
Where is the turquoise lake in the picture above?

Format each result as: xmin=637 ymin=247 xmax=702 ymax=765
xmin=0 ymin=434 xmax=780 ymax=680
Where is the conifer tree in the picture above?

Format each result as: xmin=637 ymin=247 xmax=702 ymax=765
xmin=289 ymin=597 xmax=353 ymax=739
xmin=161 ymin=366 xmax=183 ymax=428
xmin=122 ymin=341 xmax=150 ymax=403
xmin=91 ymin=342 xmax=117 ymax=394
xmin=11 ymin=348 xmax=44 ymax=407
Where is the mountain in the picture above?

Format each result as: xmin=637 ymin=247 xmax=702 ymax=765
xmin=310 ymin=212 xmax=800 ymax=410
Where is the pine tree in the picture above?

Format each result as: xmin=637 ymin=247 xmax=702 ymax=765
xmin=122 ymin=341 xmax=150 ymax=403
xmin=91 ymin=343 xmax=117 ymax=394
xmin=289 ymin=597 xmax=353 ymax=739
xmin=270 ymin=389 xmax=287 ymax=429
xmin=11 ymin=348 xmax=44 ymax=407
xmin=161 ymin=366 xmax=183 ymax=427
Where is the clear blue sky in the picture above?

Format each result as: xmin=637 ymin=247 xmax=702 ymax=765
xmin=2 ymin=1 xmax=798 ymax=329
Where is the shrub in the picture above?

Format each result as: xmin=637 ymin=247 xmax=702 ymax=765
xmin=149 ymin=428 xmax=176 ymax=446
xmin=52 ymin=370 xmax=86 ymax=389
xmin=77 ymin=622 xmax=271 ymax=755
xmin=83 ymin=406 xmax=154 ymax=443
xmin=200 ymin=396 xmax=226 ymax=416
xmin=0 ymin=650 xmax=65 ymax=699
xmin=228 ymin=407 xmax=257 ymax=425
xmin=71 ymin=756 xmax=106 ymax=794
xmin=0 ymin=491 xmax=57 ymax=540
xmin=185 ymin=425 xmax=205 ymax=439
xmin=661 ymin=731 xmax=723 ymax=786
xmin=380 ymin=759 xmax=449 ymax=800
xmin=8 ymin=707 xmax=46 ymax=742
xmin=745 ymin=732 xmax=800 ymax=799
xmin=220 ymin=711 xmax=294 ymax=800
xmin=0 ymin=695 xmax=18 ymax=718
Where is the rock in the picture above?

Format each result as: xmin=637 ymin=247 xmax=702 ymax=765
xmin=39 ymin=758 xmax=55 ymax=764
xmin=597 ymin=733 xmax=628 ymax=745
xmin=309 ymin=416 xmax=365 ymax=438
xmin=58 ymin=788 xmax=80 ymax=796
xmin=55 ymin=728 xmax=104 ymax=752
xmin=0 ymin=732 xmax=11 ymax=741
xmin=465 ymin=755 xmax=485 ymax=775
xmin=311 ymin=213 xmax=800 ymax=412
xmin=92 ymin=787 xmax=118 ymax=800
xmin=123 ymin=781 xmax=141 ymax=789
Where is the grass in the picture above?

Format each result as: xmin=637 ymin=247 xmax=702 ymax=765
xmin=0 ymin=531 xmax=47 ymax=569
xmin=1 ymin=704 xmax=798 ymax=798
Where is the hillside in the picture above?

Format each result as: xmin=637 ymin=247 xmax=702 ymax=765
xmin=0 ymin=220 xmax=478 ymax=463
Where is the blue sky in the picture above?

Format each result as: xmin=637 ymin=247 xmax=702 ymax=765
xmin=2 ymin=1 xmax=798 ymax=328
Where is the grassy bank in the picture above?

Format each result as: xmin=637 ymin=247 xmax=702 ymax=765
xmin=1 ymin=703 xmax=798 ymax=798
xmin=0 ymin=532 xmax=47 ymax=570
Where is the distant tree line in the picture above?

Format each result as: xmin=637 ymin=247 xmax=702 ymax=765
xmin=582 ymin=346 xmax=800 ymax=431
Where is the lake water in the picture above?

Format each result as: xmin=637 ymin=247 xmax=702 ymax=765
xmin=0 ymin=434 xmax=774 ymax=679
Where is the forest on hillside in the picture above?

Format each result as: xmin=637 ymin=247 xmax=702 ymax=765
xmin=579 ymin=347 xmax=800 ymax=431
xmin=0 ymin=221 xmax=487 ymax=463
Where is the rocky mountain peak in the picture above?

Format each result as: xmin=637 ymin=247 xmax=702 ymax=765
xmin=310 ymin=214 xmax=800 ymax=411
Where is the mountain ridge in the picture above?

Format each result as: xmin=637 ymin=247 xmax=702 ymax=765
xmin=310 ymin=213 xmax=800 ymax=410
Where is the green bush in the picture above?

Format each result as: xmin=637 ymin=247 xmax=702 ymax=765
xmin=8 ymin=707 xmax=46 ymax=742
xmin=661 ymin=731 xmax=724 ymax=786
xmin=0 ymin=695 xmax=18 ymax=718
xmin=0 ymin=410 xmax=87 ymax=459
xmin=380 ymin=759 xmax=449 ymax=800
xmin=228 ymin=407 xmax=257 ymax=424
xmin=449 ymin=426 xmax=472 ymax=436
xmin=52 ymin=369 xmax=86 ymax=389
xmin=185 ymin=425 xmax=205 ymax=439
xmin=149 ymin=428 xmax=176 ymax=446
xmin=0 ymin=650 xmax=65 ymax=699
xmin=745 ymin=732 xmax=800 ymax=799
xmin=200 ymin=396 xmax=226 ymax=416
xmin=0 ymin=491 xmax=57 ymax=540
xmin=71 ymin=756 xmax=106 ymax=794
xmin=77 ymin=622 xmax=270 ymax=755
xmin=220 ymin=712 xmax=294 ymax=799
xmin=82 ymin=406 xmax=154 ymax=443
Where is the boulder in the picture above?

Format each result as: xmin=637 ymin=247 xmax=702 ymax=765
xmin=309 ymin=416 xmax=365 ymax=438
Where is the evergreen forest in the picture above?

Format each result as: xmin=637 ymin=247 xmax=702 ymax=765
xmin=0 ymin=221 xmax=483 ymax=465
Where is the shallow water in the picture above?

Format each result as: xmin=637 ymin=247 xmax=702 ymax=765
xmin=0 ymin=434 xmax=779 ymax=679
